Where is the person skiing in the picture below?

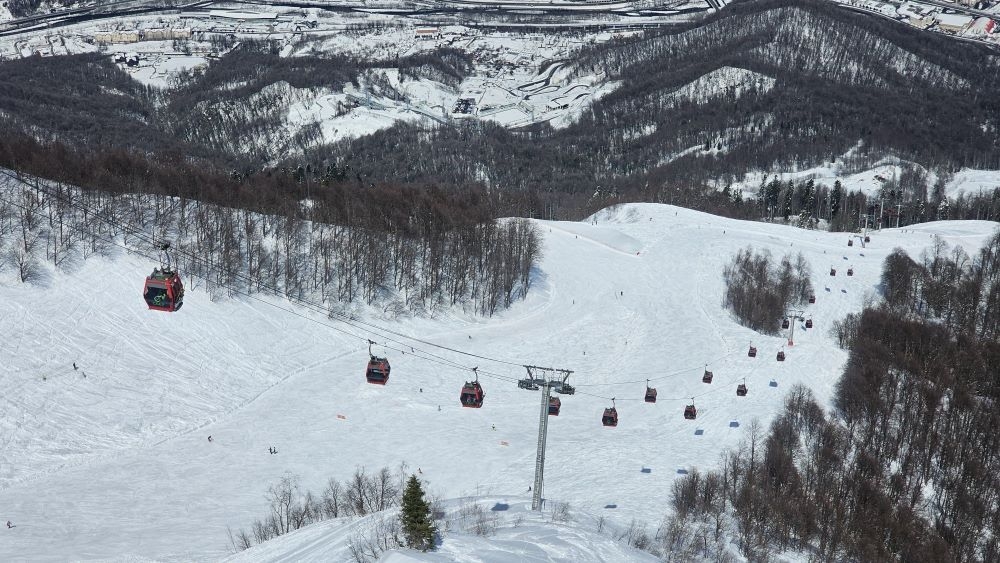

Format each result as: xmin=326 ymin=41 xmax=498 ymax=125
xmin=6 ymin=521 xmax=12 ymax=529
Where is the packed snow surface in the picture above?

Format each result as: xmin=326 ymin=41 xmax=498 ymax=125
xmin=223 ymin=498 xmax=660 ymax=562
xmin=1 ymin=201 xmax=996 ymax=561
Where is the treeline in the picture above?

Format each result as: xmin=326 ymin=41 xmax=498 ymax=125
xmin=722 ymin=247 xmax=812 ymax=334
xmin=227 ymin=467 xmax=428 ymax=562
xmin=668 ymin=242 xmax=1000 ymax=562
xmin=7 ymin=0 xmax=45 ymax=18
xmin=0 ymin=170 xmax=541 ymax=316
xmin=882 ymin=232 xmax=1000 ymax=339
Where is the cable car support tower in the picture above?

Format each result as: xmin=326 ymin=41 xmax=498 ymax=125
xmin=520 ymin=365 xmax=573 ymax=511
xmin=785 ymin=308 xmax=805 ymax=346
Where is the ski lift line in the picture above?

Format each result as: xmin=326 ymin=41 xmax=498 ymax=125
xmin=575 ymin=349 xmax=773 ymax=403
xmin=577 ymin=379 xmax=736 ymax=403
xmin=18 ymin=182 xmax=542 ymax=373
xmin=578 ymin=355 xmax=774 ymax=403
xmin=571 ymin=348 xmax=740 ymax=387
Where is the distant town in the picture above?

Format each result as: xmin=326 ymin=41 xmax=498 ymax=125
xmin=834 ymin=0 xmax=999 ymax=45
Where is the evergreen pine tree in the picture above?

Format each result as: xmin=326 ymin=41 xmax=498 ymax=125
xmin=400 ymin=475 xmax=435 ymax=551
xmin=831 ymin=180 xmax=843 ymax=218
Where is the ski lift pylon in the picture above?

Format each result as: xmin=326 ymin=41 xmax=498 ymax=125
xmin=517 ymin=366 xmax=539 ymax=390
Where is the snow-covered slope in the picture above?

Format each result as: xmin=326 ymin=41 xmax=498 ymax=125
xmin=223 ymin=498 xmax=659 ymax=562
xmin=1 ymin=201 xmax=996 ymax=561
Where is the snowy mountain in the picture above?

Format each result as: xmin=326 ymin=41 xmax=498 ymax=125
xmin=2 ymin=184 xmax=997 ymax=561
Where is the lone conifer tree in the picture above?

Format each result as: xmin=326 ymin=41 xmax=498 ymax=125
xmin=400 ymin=475 xmax=435 ymax=551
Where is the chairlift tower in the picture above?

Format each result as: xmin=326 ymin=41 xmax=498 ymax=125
xmin=521 ymin=365 xmax=573 ymax=511
xmin=786 ymin=308 xmax=805 ymax=346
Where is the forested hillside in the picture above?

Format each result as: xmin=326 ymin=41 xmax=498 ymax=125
xmin=1 ymin=0 xmax=998 ymax=225
xmin=317 ymin=0 xmax=1000 ymax=212
xmin=0 ymin=170 xmax=540 ymax=315
xmin=668 ymin=234 xmax=1000 ymax=562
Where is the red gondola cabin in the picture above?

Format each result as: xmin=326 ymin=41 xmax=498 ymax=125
xmin=644 ymin=386 xmax=657 ymax=403
xmin=748 ymin=345 xmax=757 ymax=357
xmin=702 ymin=369 xmax=713 ymax=384
xmin=776 ymin=350 xmax=786 ymax=362
xmin=864 ymin=235 xmax=870 ymax=243
xmin=808 ymin=294 xmax=816 ymax=304
xmin=848 ymin=239 xmax=854 ymax=247
xmin=684 ymin=404 xmax=697 ymax=420
xmin=782 ymin=318 xmax=790 ymax=329
xmin=805 ymin=318 xmax=813 ymax=329
xmin=847 ymin=268 xmax=854 ymax=276
xmin=830 ymin=268 xmax=837 ymax=276
xmin=460 ymin=381 xmax=484 ymax=408
xmin=549 ymin=396 xmax=561 ymax=416
xmin=737 ymin=383 xmax=748 ymax=396
xmin=602 ymin=407 xmax=618 ymax=427
xmin=366 ymin=356 xmax=390 ymax=385
xmin=143 ymin=268 xmax=184 ymax=312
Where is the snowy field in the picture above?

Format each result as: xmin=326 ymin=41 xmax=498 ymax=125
xmin=1 ymin=197 xmax=997 ymax=560
xmin=223 ymin=498 xmax=661 ymax=562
